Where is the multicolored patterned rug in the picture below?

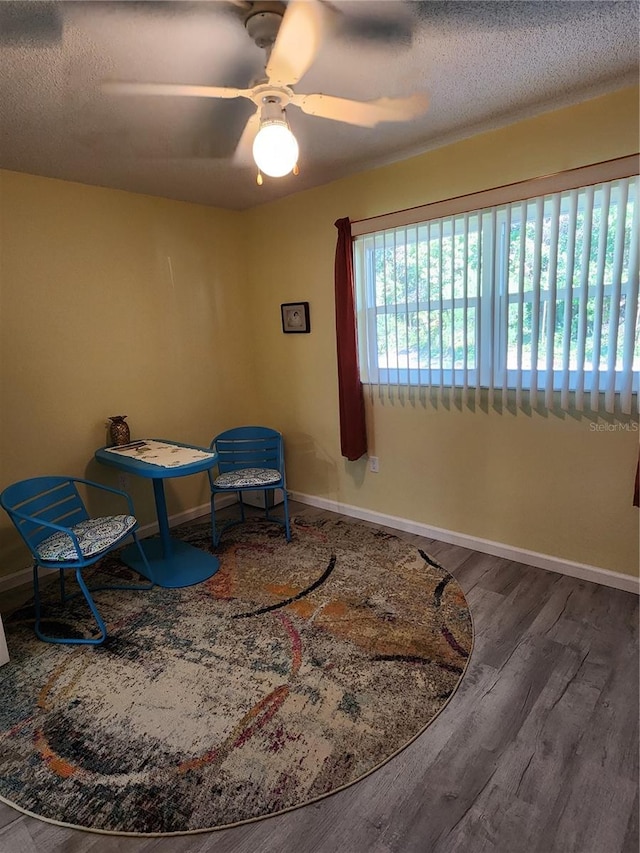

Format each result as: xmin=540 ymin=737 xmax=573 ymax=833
xmin=0 ymin=514 xmax=473 ymax=836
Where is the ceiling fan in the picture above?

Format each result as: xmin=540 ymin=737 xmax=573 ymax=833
xmin=104 ymin=0 xmax=429 ymax=181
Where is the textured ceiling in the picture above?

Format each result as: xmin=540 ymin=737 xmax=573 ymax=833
xmin=0 ymin=1 xmax=638 ymax=210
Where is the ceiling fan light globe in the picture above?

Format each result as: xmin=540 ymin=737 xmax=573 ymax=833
xmin=252 ymin=121 xmax=299 ymax=178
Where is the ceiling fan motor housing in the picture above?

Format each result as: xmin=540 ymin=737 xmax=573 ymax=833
xmin=244 ymin=4 xmax=285 ymax=50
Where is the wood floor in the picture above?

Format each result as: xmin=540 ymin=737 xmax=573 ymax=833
xmin=0 ymin=501 xmax=638 ymax=853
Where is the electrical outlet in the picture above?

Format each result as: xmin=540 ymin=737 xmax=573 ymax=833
xmin=369 ymin=456 xmax=379 ymax=473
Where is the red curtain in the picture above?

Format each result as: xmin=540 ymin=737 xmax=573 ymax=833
xmin=334 ymin=217 xmax=367 ymax=461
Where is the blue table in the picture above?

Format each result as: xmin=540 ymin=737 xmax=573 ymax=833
xmin=95 ymin=439 xmax=219 ymax=589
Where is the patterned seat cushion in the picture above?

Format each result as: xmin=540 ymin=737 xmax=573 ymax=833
xmin=214 ymin=468 xmax=281 ymax=489
xmin=36 ymin=515 xmax=137 ymax=562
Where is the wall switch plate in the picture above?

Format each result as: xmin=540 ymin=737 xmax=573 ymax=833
xmin=369 ymin=456 xmax=379 ymax=473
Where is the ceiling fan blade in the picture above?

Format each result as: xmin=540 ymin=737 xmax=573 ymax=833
xmin=266 ymin=0 xmax=327 ymax=87
xmin=232 ymin=110 xmax=260 ymax=167
xmin=322 ymin=0 xmax=414 ymax=47
xmin=291 ymin=92 xmax=429 ymax=127
xmin=0 ymin=1 xmax=62 ymax=47
xmin=103 ymin=82 xmax=253 ymax=101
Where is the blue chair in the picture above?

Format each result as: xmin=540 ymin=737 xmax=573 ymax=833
xmin=0 ymin=476 xmax=154 ymax=645
xmin=208 ymin=426 xmax=291 ymax=547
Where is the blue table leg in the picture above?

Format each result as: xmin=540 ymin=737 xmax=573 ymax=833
xmin=153 ymin=479 xmax=172 ymax=557
xmin=120 ymin=477 xmax=219 ymax=588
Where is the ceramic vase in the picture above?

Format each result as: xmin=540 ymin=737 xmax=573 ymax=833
xmin=109 ymin=415 xmax=130 ymax=446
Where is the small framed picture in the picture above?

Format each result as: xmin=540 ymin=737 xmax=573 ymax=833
xmin=281 ymin=302 xmax=310 ymax=334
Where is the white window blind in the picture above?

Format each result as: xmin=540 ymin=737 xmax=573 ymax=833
xmin=353 ymin=174 xmax=639 ymax=414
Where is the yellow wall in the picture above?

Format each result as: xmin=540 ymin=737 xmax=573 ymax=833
xmin=0 ymin=87 xmax=638 ymax=583
xmin=244 ymin=87 xmax=640 ymax=577
xmin=0 ymin=173 xmax=253 ymax=576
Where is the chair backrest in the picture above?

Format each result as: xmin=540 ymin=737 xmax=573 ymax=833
xmin=211 ymin=426 xmax=284 ymax=475
xmin=0 ymin=477 xmax=89 ymax=556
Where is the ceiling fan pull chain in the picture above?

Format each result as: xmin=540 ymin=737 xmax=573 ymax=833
xmin=256 ymin=170 xmax=264 ymax=186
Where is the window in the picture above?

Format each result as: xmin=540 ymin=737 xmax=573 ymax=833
xmin=353 ymin=173 xmax=639 ymax=414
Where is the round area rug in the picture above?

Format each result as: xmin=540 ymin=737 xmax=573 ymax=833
xmin=0 ymin=515 xmax=473 ymax=836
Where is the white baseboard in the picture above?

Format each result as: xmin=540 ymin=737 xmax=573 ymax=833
xmin=289 ymin=491 xmax=640 ymax=596
xmin=0 ymin=495 xmax=236 ymax=595
xmin=2 ymin=491 xmax=636 ymax=596
xmin=0 ymin=617 xmax=9 ymax=666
